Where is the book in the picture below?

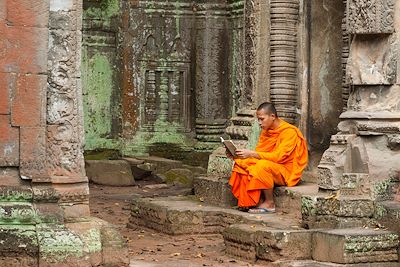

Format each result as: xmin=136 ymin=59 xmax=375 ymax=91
xmin=220 ymin=137 xmax=237 ymax=157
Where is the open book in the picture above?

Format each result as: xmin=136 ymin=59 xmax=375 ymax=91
xmin=220 ymin=137 xmax=237 ymax=157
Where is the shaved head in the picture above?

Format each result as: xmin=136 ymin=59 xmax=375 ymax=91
xmin=257 ymin=102 xmax=278 ymax=117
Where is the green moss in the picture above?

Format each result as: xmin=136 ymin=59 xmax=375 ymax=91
xmin=84 ymin=149 xmax=121 ymax=160
xmin=82 ymin=50 xmax=119 ymax=151
xmin=84 ymin=0 xmax=120 ymax=19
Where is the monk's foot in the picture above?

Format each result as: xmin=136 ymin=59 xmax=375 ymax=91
xmin=248 ymin=207 xmax=276 ymax=214
xmin=257 ymin=202 xmax=275 ymax=211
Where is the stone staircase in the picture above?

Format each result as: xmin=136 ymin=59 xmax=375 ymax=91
xmin=128 ymin=171 xmax=400 ymax=266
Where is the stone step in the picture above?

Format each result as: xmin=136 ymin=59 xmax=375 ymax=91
xmin=271 ymin=260 xmax=400 ymax=266
xmin=128 ymin=196 xmax=303 ymax=235
xmin=193 ymin=175 xmax=318 ymax=217
xmin=375 ymin=201 xmax=400 ymax=233
xmin=312 ymin=228 xmax=399 ymax=264
xmin=301 ymin=195 xmax=378 ymax=229
xmin=223 ymin=224 xmax=312 ymax=262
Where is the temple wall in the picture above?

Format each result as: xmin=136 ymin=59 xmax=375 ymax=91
xmin=307 ymin=0 xmax=345 ymax=167
xmin=82 ymin=0 xmax=122 ymax=151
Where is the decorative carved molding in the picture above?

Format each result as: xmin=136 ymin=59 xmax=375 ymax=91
xmin=270 ymin=0 xmax=299 ymax=123
xmin=347 ymin=0 xmax=395 ymax=34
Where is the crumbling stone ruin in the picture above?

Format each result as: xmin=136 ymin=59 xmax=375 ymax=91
xmin=1 ymin=0 xmax=400 ymax=266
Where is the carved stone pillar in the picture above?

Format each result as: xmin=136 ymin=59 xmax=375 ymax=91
xmin=47 ymin=0 xmax=90 ymax=217
xmin=269 ymin=0 xmax=299 ymax=123
xmin=194 ymin=1 xmax=230 ymax=144
xmin=318 ymin=0 xmax=400 ymax=202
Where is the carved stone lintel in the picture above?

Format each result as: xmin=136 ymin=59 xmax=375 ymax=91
xmin=347 ymin=0 xmax=395 ymax=34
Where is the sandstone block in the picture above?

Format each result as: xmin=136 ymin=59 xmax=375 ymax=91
xmin=0 ymin=24 xmax=48 ymax=74
xmin=0 ymin=202 xmax=38 ymax=224
xmin=312 ymin=228 xmax=399 ymax=264
xmin=0 ymin=72 xmax=14 ymax=115
xmin=6 ymin=0 xmax=49 ymax=28
xmin=164 ymin=168 xmax=194 ymax=186
xmin=0 ymin=225 xmax=38 ymax=265
xmin=193 ymin=176 xmax=237 ymax=207
xmin=0 ymin=115 xmax=19 ymax=166
xmin=223 ymin=224 xmax=257 ymax=262
xmin=85 ymin=160 xmax=135 ymax=186
xmin=255 ymin=229 xmax=312 ymax=261
xmin=11 ymin=74 xmax=47 ymax=127
xmin=20 ymin=127 xmax=48 ymax=181
xmin=100 ymin=224 xmax=129 ymax=267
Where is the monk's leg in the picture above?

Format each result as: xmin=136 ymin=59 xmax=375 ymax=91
xmin=258 ymin=188 xmax=275 ymax=209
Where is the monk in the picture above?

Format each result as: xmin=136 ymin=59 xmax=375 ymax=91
xmin=227 ymin=102 xmax=308 ymax=213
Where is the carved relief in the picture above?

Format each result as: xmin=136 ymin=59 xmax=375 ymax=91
xmin=270 ymin=0 xmax=299 ymax=123
xmin=346 ymin=35 xmax=396 ymax=85
xmin=342 ymin=0 xmax=351 ymax=110
xmin=347 ymin=0 xmax=395 ymax=34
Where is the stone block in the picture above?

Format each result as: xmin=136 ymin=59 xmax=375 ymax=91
xmin=0 ymin=115 xmax=19 ymax=166
xmin=100 ymin=224 xmax=129 ymax=267
xmin=0 ymin=185 xmax=32 ymax=202
xmin=0 ymin=24 xmax=48 ymax=74
xmin=0 ymin=225 xmax=38 ymax=265
xmin=207 ymin=147 xmax=234 ymax=177
xmin=49 ymin=10 xmax=79 ymax=30
xmin=0 ymin=72 xmax=15 ymax=115
xmin=36 ymin=224 xmax=89 ymax=267
xmin=193 ymin=176 xmax=237 ymax=207
xmin=223 ymin=224 xmax=257 ymax=262
xmin=6 ymin=0 xmax=49 ymax=28
xmin=312 ymin=228 xmax=399 ymax=264
xmin=314 ymin=196 xmax=374 ymax=218
xmin=20 ymin=127 xmax=48 ymax=181
xmin=11 ymin=74 xmax=47 ymax=127
xmin=0 ymin=202 xmax=39 ymax=224
xmin=347 ymin=0 xmax=395 ymax=34
xmin=255 ymin=229 xmax=312 ymax=262
xmin=375 ymin=201 xmax=400 ymax=233
xmin=85 ymin=160 xmax=135 ymax=186
xmin=347 ymin=35 xmax=396 ymax=85
xmin=164 ymin=168 xmax=194 ymax=186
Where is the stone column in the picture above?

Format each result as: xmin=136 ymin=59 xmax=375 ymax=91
xmin=47 ymin=0 xmax=90 ymax=218
xmin=194 ymin=1 xmax=230 ymax=144
xmin=318 ymin=0 xmax=400 ymax=201
xmin=226 ymin=0 xmax=269 ymax=143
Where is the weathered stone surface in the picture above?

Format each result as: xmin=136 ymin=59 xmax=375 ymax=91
xmin=85 ymin=160 xmax=135 ymax=186
xmin=206 ymin=147 xmax=235 ymax=177
xmin=6 ymin=0 xmax=50 ymax=28
xmin=312 ymin=228 xmax=399 ymax=264
xmin=272 ymin=260 xmax=400 ymax=267
xmin=11 ymin=74 xmax=47 ymax=127
xmin=0 ymin=24 xmax=48 ymax=74
xmin=0 ymin=73 xmax=12 ymax=115
xmin=223 ymin=224 xmax=257 ymax=262
xmin=0 ymin=115 xmax=19 ymax=166
xmin=20 ymin=127 xmax=48 ymax=182
xmin=347 ymin=35 xmax=396 ymax=85
xmin=223 ymin=224 xmax=312 ymax=263
xmin=129 ymin=196 xmax=303 ymax=236
xmin=193 ymin=176 xmax=237 ymax=208
xmin=100 ymin=223 xmax=129 ymax=267
xmin=164 ymin=168 xmax=194 ymax=186
xmin=375 ymin=201 xmax=400 ymax=233
xmin=0 ymin=202 xmax=39 ymax=224
xmin=347 ymin=0 xmax=395 ymax=34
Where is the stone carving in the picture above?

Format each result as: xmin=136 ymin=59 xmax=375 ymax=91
xmin=347 ymin=0 xmax=395 ymax=34
xmin=342 ymin=0 xmax=351 ymax=110
xmin=270 ymin=0 xmax=299 ymax=123
xmin=346 ymin=35 xmax=396 ymax=85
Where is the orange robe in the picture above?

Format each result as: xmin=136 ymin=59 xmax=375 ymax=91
xmin=229 ymin=119 xmax=308 ymax=207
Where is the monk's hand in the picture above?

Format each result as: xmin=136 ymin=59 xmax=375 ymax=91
xmin=235 ymin=149 xmax=257 ymax=159
xmin=225 ymin=149 xmax=234 ymax=159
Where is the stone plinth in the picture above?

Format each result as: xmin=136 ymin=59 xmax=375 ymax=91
xmin=312 ymin=228 xmax=399 ymax=264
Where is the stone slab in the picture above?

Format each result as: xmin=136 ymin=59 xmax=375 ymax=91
xmin=193 ymin=176 xmax=237 ymax=207
xmin=129 ymin=196 xmax=304 ymax=235
xmin=312 ymin=228 xmax=399 ymax=264
xmin=223 ymin=224 xmax=313 ymax=263
xmin=85 ymin=160 xmax=135 ymax=186
xmin=375 ymin=201 xmax=400 ymax=233
xmin=272 ymin=260 xmax=400 ymax=267
xmin=0 ymin=115 xmax=19 ymax=166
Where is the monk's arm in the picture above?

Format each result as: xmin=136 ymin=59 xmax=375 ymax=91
xmin=256 ymin=129 xmax=297 ymax=162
